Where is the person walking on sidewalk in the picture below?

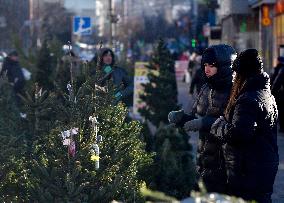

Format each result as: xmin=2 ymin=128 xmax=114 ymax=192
xmin=272 ymin=56 xmax=284 ymax=132
xmin=168 ymin=44 xmax=236 ymax=193
xmin=211 ymin=49 xmax=279 ymax=203
xmin=0 ymin=51 xmax=25 ymax=105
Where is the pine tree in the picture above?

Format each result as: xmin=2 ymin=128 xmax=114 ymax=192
xmin=54 ymin=49 xmax=85 ymax=93
xmin=138 ymin=39 xmax=196 ymax=199
xmin=0 ymin=76 xmax=29 ymax=201
xmin=34 ymin=40 xmax=56 ymax=90
xmin=0 ymin=55 xmax=153 ymax=202
xmin=139 ymin=39 xmax=180 ymax=127
xmin=147 ymin=125 xmax=196 ymax=199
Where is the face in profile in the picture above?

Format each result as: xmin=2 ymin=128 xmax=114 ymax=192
xmin=204 ymin=63 xmax=217 ymax=77
xmin=102 ymin=52 xmax=113 ymax=65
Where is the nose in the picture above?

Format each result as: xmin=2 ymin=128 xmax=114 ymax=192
xmin=204 ymin=66 xmax=210 ymax=73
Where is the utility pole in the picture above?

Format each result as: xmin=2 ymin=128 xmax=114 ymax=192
xmin=109 ymin=0 xmax=113 ymax=45
xmin=121 ymin=0 xmax=125 ymax=24
xmin=192 ymin=0 xmax=198 ymax=39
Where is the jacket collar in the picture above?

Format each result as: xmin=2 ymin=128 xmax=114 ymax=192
xmin=241 ymin=72 xmax=270 ymax=93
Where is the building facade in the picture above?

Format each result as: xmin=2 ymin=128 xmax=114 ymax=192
xmin=249 ymin=0 xmax=276 ymax=71
xmin=216 ymin=0 xmax=253 ymax=51
xmin=0 ymin=0 xmax=30 ymax=52
xmin=216 ymin=0 xmax=276 ymax=72
xmin=274 ymin=0 xmax=284 ymax=65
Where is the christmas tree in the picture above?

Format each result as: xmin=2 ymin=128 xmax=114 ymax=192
xmin=0 ymin=76 xmax=29 ymax=201
xmin=27 ymin=61 xmax=152 ymax=202
xmin=139 ymin=39 xmax=195 ymax=199
xmin=153 ymin=126 xmax=195 ymax=198
xmin=0 ymin=46 xmax=152 ymax=202
xmin=139 ymin=39 xmax=180 ymax=127
xmin=146 ymin=125 xmax=196 ymax=199
xmin=34 ymin=40 xmax=56 ymax=91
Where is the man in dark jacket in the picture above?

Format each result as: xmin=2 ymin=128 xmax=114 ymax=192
xmin=168 ymin=44 xmax=236 ymax=193
xmin=271 ymin=56 xmax=284 ymax=84
xmin=211 ymin=49 xmax=279 ymax=203
xmin=96 ymin=48 xmax=133 ymax=105
xmin=272 ymin=56 xmax=284 ymax=132
xmin=0 ymin=51 xmax=25 ymax=99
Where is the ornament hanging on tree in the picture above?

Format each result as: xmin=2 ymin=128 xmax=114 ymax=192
xmin=90 ymin=143 xmax=100 ymax=169
xmin=63 ymin=138 xmax=71 ymax=146
xmin=59 ymin=127 xmax=79 ymax=158
xmin=89 ymin=115 xmax=102 ymax=169
xmin=89 ymin=116 xmax=99 ymax=139
xmin=34 ymin=86 xmax=42 ymax=99
xmin=71 ymin=128 xmax=79 ymax=135
xmin=68 ymin=140 xmax=76 ymax=157
xmin=94 ymin=84 xmax=107 ymax=92
xmin=60 ymin=129 xmax=71 ymax=145
xmin=59 ymin=128 xmax=78 ymax=145
xmin=89 ymin=115 xmax=98 ymax=125
xmin=67 ymin=83 xmax=77 ymax=103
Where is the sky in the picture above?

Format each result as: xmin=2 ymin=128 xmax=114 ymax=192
xmin=64 ymin=0 xmax=96 ymax=12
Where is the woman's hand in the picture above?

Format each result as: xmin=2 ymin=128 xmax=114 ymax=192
xmin=183 ymin=118 xmax=202 ymax=132
xmin=210 ymin=116 xmax=227 ymax=136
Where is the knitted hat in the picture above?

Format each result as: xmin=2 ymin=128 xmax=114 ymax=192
xmin=202 ymin=47 xmax=217 ymax=66
xmin=8 ymin=50 xmax=18 ymax=57
xmin=232 ymin=49 xmax=263 ymax=76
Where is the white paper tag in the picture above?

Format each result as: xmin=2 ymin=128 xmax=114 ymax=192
xmin=71 ymin=128 xmax=79 ymax=135
xmin=63 ymin=138 xmax=71 ymax=146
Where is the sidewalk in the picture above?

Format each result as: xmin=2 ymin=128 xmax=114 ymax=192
xmin=272 ymin=132 xmax=284 ymax=202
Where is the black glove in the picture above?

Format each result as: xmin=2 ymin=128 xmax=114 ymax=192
xmin=210 ymin=116 xmax=228 ymax=142
xmin=183 ymin=118 xmax=202 ymax=132
xmin=168 ymin=110 xmax=196 ymax=127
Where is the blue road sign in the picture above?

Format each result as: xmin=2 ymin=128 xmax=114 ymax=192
xmin=73 ymin=16 xmax=92 ymax=35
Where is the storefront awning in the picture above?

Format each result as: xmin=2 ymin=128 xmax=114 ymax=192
xmin=249 ymin=0 xmax=276 ymax=8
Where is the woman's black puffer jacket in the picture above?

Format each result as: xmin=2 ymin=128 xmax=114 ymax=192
xmin=191 ymin=44 xmax=235 ymax=193
xmin=212 ymin=72 xmax=279 ymax=200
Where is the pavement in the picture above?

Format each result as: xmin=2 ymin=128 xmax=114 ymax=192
xmin=177 ymin=81 xmax=284 ymax=203
xmin=272 ymin=132 xmax=284 ymax=202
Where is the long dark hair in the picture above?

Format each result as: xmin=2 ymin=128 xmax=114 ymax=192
xmin=224 ymin=73 xmax=247 ymax=120
xmin=225 ymin=49 xmax=263 ymax=120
